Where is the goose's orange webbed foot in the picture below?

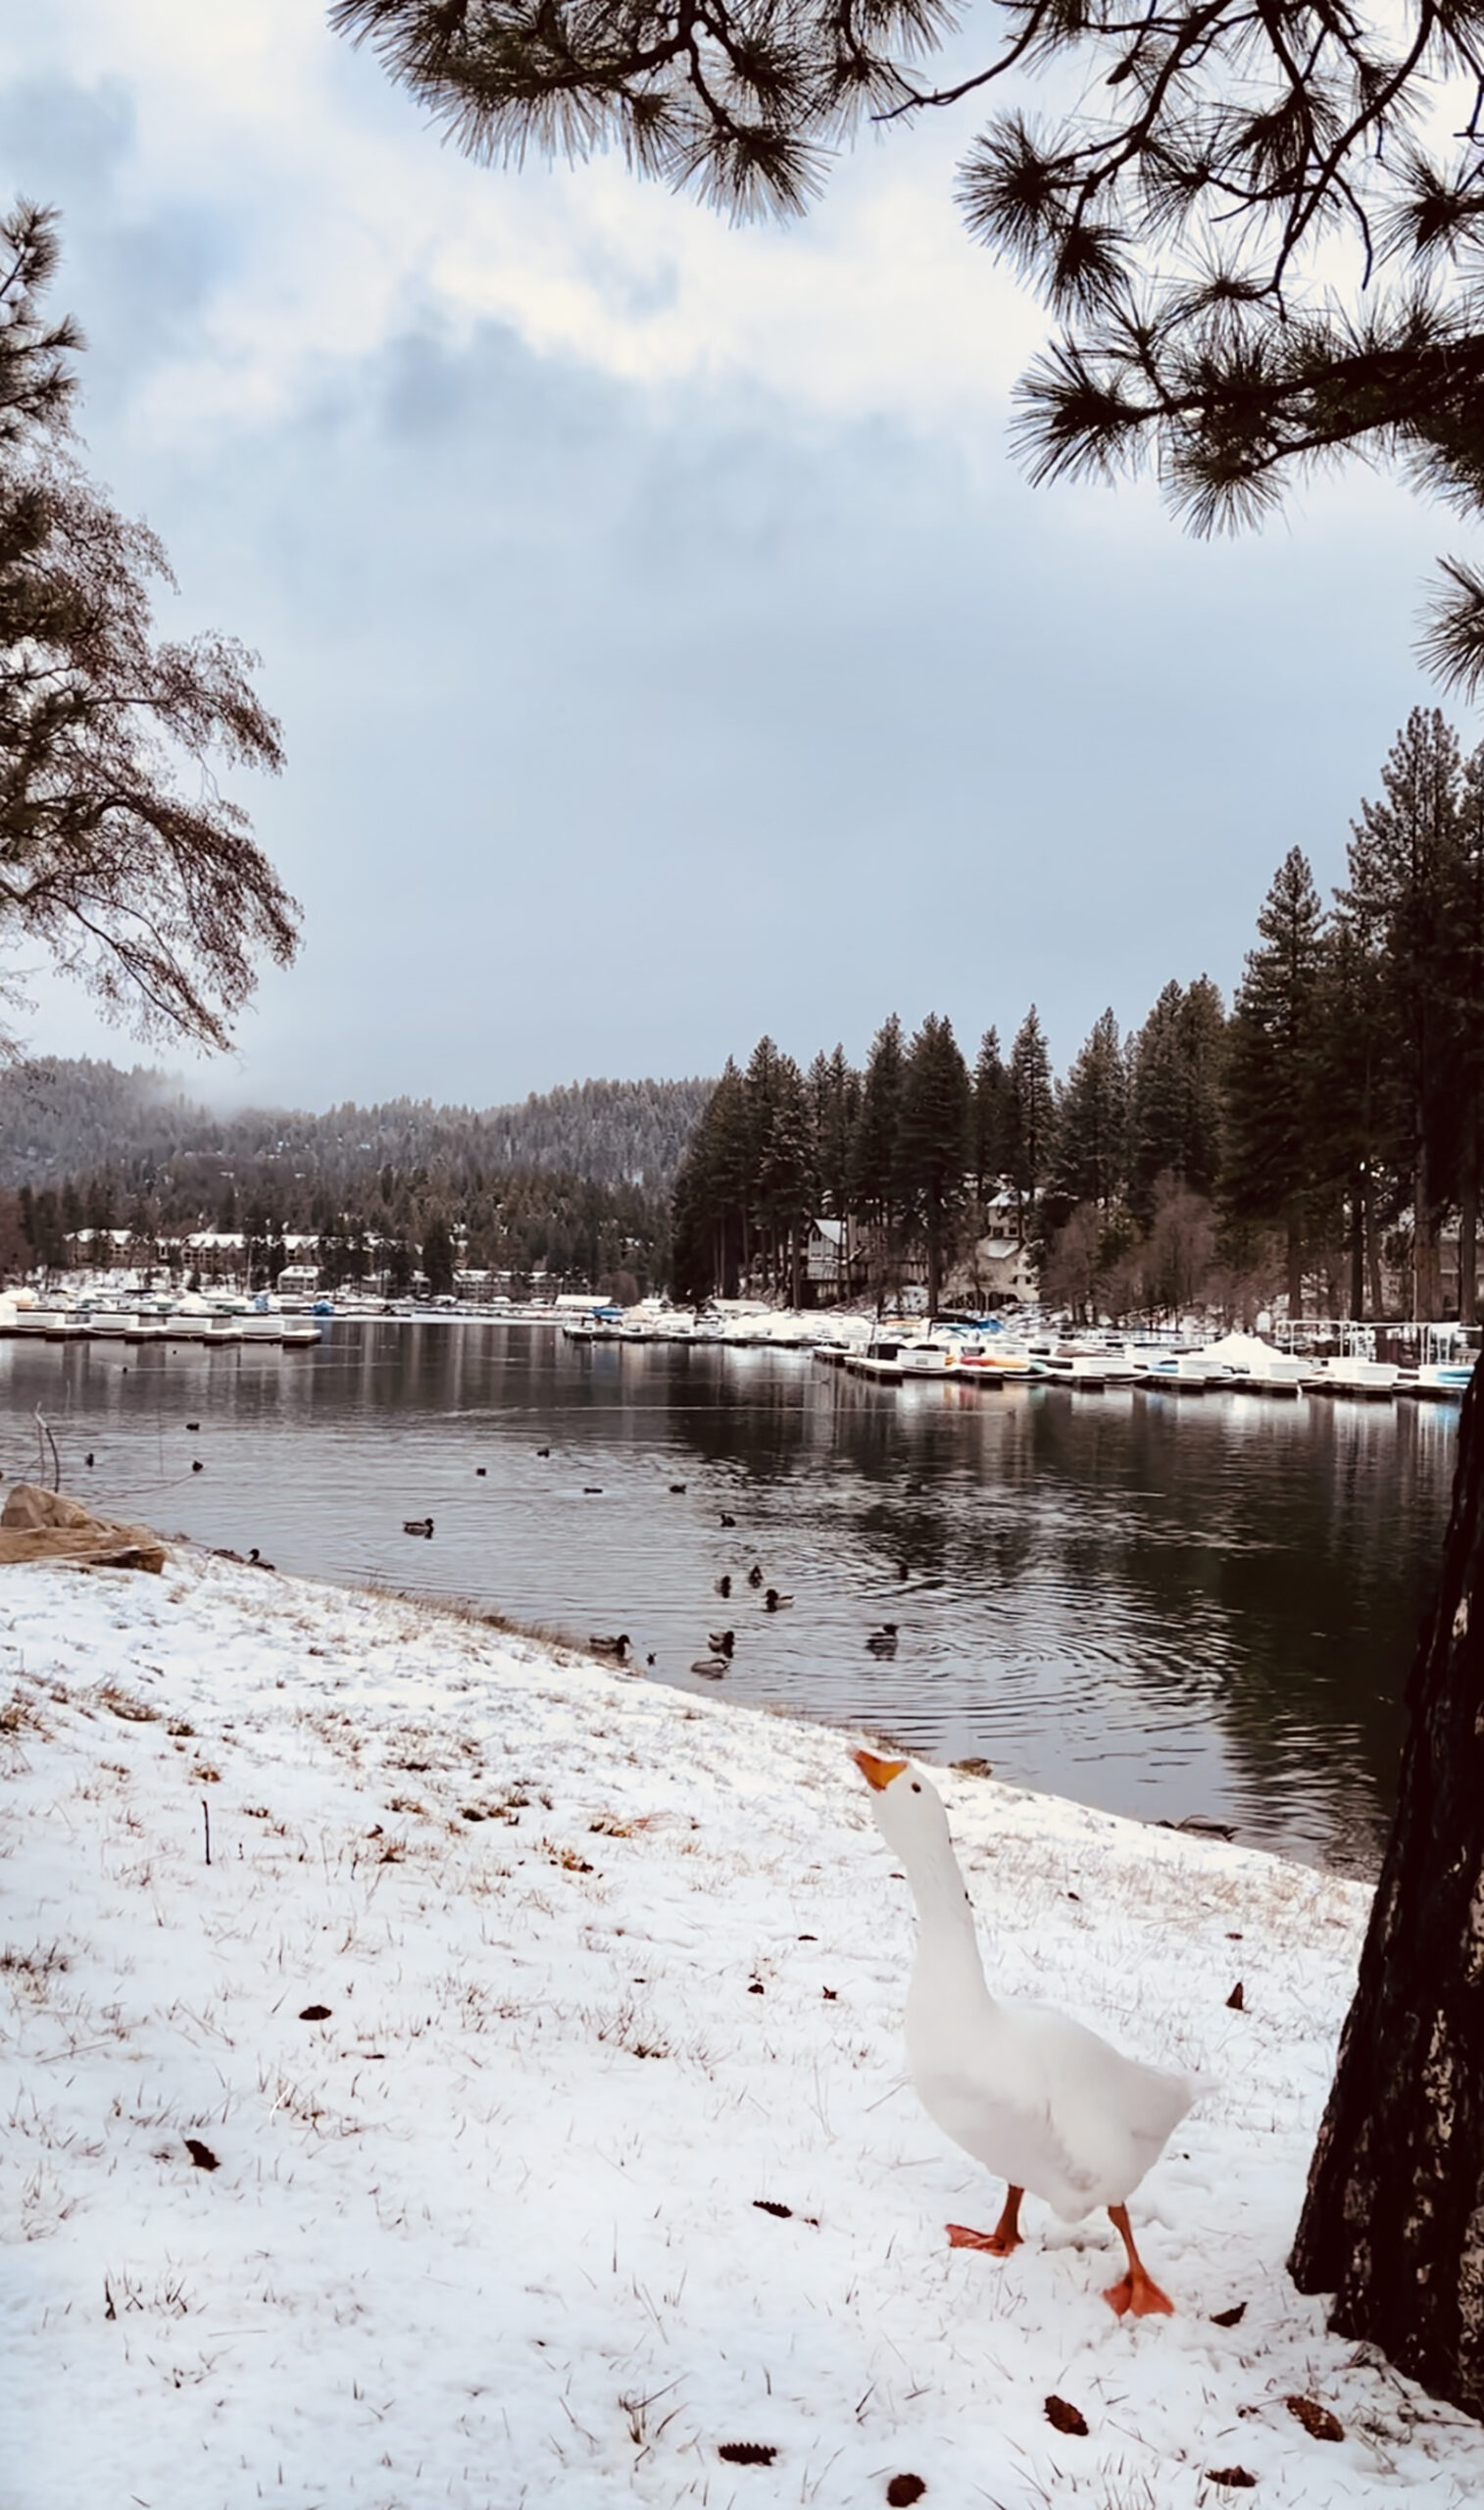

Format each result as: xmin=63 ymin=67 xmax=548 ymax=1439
xmin=1103 ymin=2268 xmax=1175 ymax=2318
xmin=948 ymin=2186 xmax=1022 ymax=2257
xmin=1105 ymin=2204 xmax=1175 ymax=2316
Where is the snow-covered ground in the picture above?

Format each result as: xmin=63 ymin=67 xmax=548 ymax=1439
xmin=3 ymin=1552 xmax=1481 ymax=2509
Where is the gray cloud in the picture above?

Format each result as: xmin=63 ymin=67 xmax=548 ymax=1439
xmin=0 ymin=64 xmax=1459 ymax=1107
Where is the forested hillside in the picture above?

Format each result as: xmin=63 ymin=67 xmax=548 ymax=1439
xmin=0 ymin=1063 xmax=713 ymax=1299
xmin=0 ymin=1063 xmax=711 ymax=1194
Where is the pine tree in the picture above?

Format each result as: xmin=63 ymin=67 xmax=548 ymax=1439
xmin=420 ymin=1214 xmax=455 ymax=1297
xmin=670 ymin=1059 xmax=751 ymax=1302
xmin=1314 ymin=909 xmax=1394 ymax=1320
xmin=1223 ymin=852 xmax=1328 ymax=1318
xmin=1345 ymin=709 xmax=1462 ymax=1321
xmin=1445 ymin=742 xmax=1484 ymax=1324
xmin=850 ymin=1014 xmax=905 ymax=1300
xmin=1290 ymin=1366 xmax=1484 ymax=2416
xmin=756 ymin=1049 xmax=815 ymax=1306
xmin=809 ymin=1044 xmax=859 ymax=1221
xmin=1054 ymin=1008 xmax=1126 ymax=1213
xmin=0 ymin=204 xmax=297 ymax=1049
xmin=1128 ymin=979 xmax=1226 ymax=1223
xmin=898 ymin=1014 xmax=972 ymax=1318
xmin=1005 ymin=1008 xmax=1055 ymax=1242
xmin=971 ymin=1028 xmax=1009 ymax=1207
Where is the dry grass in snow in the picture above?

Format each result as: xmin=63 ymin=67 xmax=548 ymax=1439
xmin=1 ymin=1553 xmax=1481 ymax=2508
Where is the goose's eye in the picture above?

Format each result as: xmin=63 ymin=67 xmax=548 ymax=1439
xmin=912 ymin=1782 xmax=921 ymax=1794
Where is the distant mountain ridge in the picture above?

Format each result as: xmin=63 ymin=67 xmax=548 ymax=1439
xmin=0 ymin=1059 xmax=714 ymax=1196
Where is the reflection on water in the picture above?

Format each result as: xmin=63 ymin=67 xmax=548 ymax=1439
xmin=0 ymin=1322 xmax=1456 ymax=1873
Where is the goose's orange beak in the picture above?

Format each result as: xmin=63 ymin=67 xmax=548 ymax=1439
xmin=854 ymin=1748 xmax=909 ymax=1791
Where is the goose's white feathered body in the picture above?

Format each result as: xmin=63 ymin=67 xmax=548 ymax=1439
xmin=907 ymin=1953 xmax=1193 ymax=2219
xmin=866 ymin=1760 xmax=1195 ymax=2220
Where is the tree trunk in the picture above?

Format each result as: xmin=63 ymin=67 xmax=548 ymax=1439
xmin=1286 ymin=1210 xmax=1304 ymax=1319
xmin=1364 ymin=1164 xmax=1385 ymax=1321
xmin=1349 ymin=1179 xmax=1365 ymax=1321
xmin=1417 ymin=1136 xmax=1442 ymax=1320
xmin=1289 ymin=1357 xmax=1484 ymax=2417
xmin=1461 ymin=1117 xmax=1479 ymax=1329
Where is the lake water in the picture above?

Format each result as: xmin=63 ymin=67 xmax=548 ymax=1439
xmin=0 ymin=1319 xmax=1459 ymax=1874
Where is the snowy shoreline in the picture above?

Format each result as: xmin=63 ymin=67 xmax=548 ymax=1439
xmin=3 ymin=1550 xmax=1481 ymax=2507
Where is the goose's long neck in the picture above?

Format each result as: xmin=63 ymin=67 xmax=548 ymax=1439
xmin=900 ymin=1829 xmax=991 ymax=2005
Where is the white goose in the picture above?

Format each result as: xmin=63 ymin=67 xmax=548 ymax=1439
xmin=854 ymin=1748 xmax=1198 ymax=2316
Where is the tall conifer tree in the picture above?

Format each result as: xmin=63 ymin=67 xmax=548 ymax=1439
xmin=972 ymin=1028 xmax=1009 ymax=1207
xmin=1345 ymin=709 xmax=1461 ymax=1320
xmin=1055 ymin=1008 xmax=1127 ymax=1213
xmin=1224 ymin=850 xmax=1328 ymax=1317
xmin=898 ymin=1014 xmax=972 ymax=1318
xmin=1005 ymin=1008 xmax=1055 ymax=1242
xmin=851 ymin=1015 xmax=905 ymax=1296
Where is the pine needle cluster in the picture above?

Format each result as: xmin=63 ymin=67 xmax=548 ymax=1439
xmin=335 ymin=1 xmax=1484 ymax=682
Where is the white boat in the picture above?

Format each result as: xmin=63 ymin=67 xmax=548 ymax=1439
xmin=1397 ymin=1327 xmax=1474 ymax=1401
xmin=846 ymin=1338 xmax=907 ymax=1382
xmin=1312 ymin=1328 xmax=1399 ymax=1399
xmin=1184 ymin=1330 xmax=1307 ymax=1396
xmin=1043 ymin=1338 xmax=1136 ymax=1389
xmin=896 ymin=1333 xmax=970 ymax=1378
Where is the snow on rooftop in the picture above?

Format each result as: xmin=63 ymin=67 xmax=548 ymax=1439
xmin=1 ymin=1554 xmax=1479 ymax=2506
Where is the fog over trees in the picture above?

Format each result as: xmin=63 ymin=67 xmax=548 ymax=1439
xmin=0 ymin=1062 xmax=711 ymax=1300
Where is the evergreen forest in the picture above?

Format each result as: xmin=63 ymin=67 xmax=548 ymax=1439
xmin=672 ymin=709 xmax=1484 ymax=1328
xmin=0 ymin=1066 xmax=711 ymax=1300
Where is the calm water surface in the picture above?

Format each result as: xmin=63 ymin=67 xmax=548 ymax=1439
xmin=0 ymin=1320 xmax=1459 ymax=1874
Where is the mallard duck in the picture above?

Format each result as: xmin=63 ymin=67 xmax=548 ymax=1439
xmin=588 ymin=1632 xmax=631 ymax=1664
xmin=402 ymin=1517 xmax=433 ymax=1537
xmin=690 ymin=1656 xmax=728 ymax=1679
xmin=866 ymin=1623 xmax=899 ymax=1658
xmin=707 ymin=1630 xmax=736 ymax=1657
xmin=764 ymin=1588 xmax=793 ymax=1612
xmin=747 ymin=1564 xmax=764 ymax=1589
xmin=853 ymin=1749 xmax=1198 ymax=2316
xmin=716 ymin=1574 xmax=732 ymax=1599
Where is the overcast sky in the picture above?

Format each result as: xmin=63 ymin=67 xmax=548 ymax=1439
xmin=0 ymin=3 xmax=1464 ymax=1110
